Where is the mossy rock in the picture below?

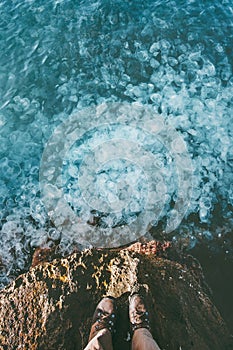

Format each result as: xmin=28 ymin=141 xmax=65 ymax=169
xmin=0 ymin=247 xmax=232 ymax=350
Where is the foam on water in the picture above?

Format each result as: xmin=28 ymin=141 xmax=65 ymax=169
xmin=0 ymin=0 xmax=232 ymax=287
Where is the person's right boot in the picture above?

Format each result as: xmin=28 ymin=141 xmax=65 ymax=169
xmin=129 ymin=293 xmax=151 ymax=333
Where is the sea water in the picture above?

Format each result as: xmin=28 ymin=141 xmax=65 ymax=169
xmin=0 ymin=0 xmax=232 ymax=288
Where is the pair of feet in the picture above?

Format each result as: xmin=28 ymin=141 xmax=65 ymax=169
xmin=88 ymin=294 xmax=150 ymax=342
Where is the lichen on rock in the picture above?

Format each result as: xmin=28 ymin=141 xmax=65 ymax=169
xmin=0 ymin=244 xmax=232 ymax=350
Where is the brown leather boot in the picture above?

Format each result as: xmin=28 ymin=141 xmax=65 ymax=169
xmin=129 ymin=294 xmax=151 ymax=333
xmin=88 ymin=296 xmax=117 ymax=342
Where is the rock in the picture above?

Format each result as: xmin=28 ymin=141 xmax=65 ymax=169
xmin=0 ymin=244 xmax=232 ymax=350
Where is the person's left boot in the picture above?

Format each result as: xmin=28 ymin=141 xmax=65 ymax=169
xmin=88 ymin=296 xmax=117 ymax=342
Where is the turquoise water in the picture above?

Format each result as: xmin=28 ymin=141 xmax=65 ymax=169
xmin=0 ymin=0 xmax=233 ymax=287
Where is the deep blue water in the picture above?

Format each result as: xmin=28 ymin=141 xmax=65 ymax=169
xmin=0 ymin=0 xmax=233 ymax=287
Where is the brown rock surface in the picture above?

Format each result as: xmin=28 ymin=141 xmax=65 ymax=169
xmin=0 ymin=245 xmax=232 ymax=350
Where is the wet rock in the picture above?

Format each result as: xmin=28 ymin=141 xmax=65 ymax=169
xmin=0 ymin=245 xmax=232 ymax=350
